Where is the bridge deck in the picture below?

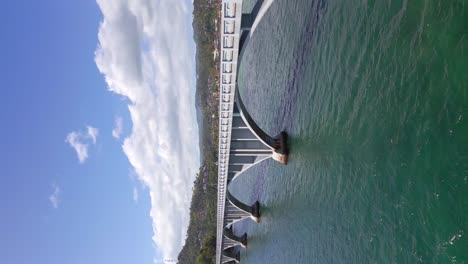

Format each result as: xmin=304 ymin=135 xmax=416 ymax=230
xmin=216 ymin=1 xmax=285 ymax=263
xmin=216 ymin=1 xmax=244 ymax=263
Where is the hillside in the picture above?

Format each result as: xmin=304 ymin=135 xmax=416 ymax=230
xmin=177 ymin=1 xmax=221 ymax=263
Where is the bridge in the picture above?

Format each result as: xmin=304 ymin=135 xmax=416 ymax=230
xmin=215 ymin=0 xmax=288 ymax=263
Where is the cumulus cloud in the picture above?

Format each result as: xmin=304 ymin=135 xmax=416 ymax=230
xmin=66 ymin=126 xmax=99 ymax=163
xmin=66 ymin=131 xmax=89 ymax=163
xmin=95 ymin=0 xmax=199 ymax=260
xmin=87 ymin=126 xmax=99 ymax=144
xmin=49 ymin=183 xmax=61 ymax=209
xmin=112 ymin=116 xmax=124 ymax=139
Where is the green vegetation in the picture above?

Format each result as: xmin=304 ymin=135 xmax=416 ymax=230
xmin=195 ymin=234 xmax=217 ymax=264
xmin=177 ymin=1 xmax=220 ymax=263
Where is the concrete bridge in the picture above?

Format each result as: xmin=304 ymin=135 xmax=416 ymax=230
xmin=216 ymin=0 xmax=287 ymax=263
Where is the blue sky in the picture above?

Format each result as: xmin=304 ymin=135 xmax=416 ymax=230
xmin=0 ymin=1 xmax=199 ymax=263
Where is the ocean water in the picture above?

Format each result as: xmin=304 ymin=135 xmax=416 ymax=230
xmin=230 ymin=0 xmax=468 ymax=263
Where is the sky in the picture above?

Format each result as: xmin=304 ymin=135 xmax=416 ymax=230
xmin=0 ymin=0 xmax=199 ymax=263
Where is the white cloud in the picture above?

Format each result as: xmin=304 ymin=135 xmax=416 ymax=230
xmin=87 ymin=126 xmax=99 ymax=144
xmin=95 ymin=0 xmax=199 ymax=261
xmin=65 ymin=131 xmax=89 ymax=163
xmin=133 ymin=187 xmax=139 ymax=203
xmin=112 ymin=116 xmax=124 ymax=139
xmin=49 ymin=183 xmax=61 ymax=209
xmin=66 ymin=126 xmax=99 ymax=163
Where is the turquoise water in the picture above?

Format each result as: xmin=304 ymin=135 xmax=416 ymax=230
xmin=231 ymin=0 xmax=468 ymax=263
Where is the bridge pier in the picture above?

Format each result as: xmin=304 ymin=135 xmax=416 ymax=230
xmin=222 ymin=247 xmax=240 ymax=263
xmin=227 ymin=190 xmax=261 ymax=222
xmin=224 ymin=226 xmax=248 ymax=248
xmin=273 ymin=131 xmax=289 ymax=164
xmin=231 ymin=88 xmax=289 ymax=165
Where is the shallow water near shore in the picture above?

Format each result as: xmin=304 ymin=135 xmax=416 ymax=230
xmin=230 ymin=0 xmax=468 ymax=263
